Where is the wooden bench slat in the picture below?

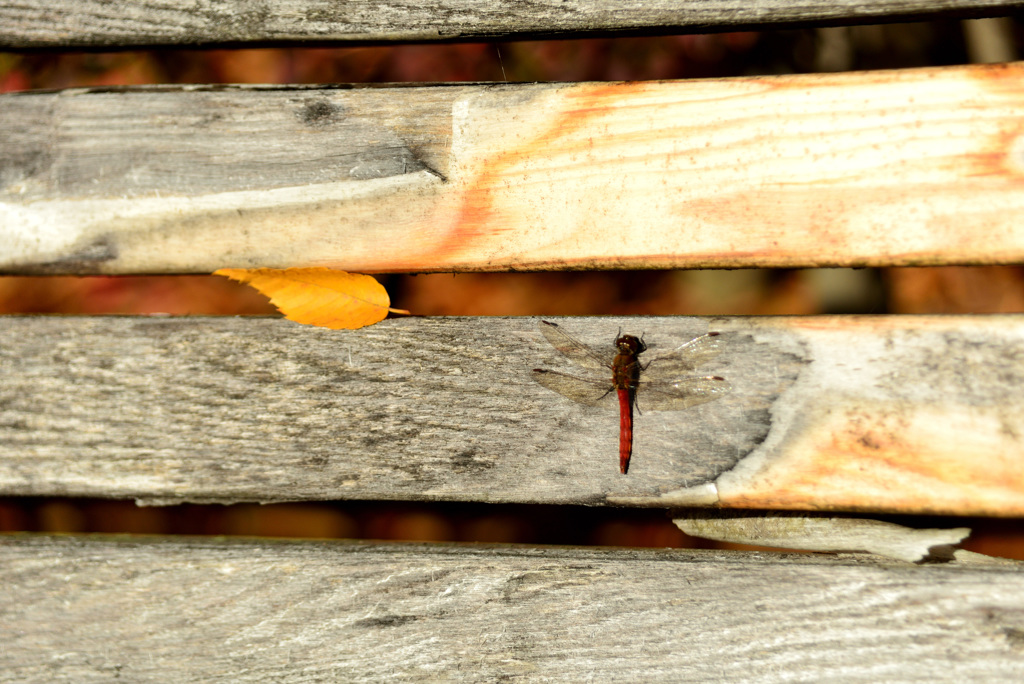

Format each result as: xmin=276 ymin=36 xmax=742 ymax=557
xmin=1 ymin=535 xmax=1022 ymax=681
xmin=2 ymin=0 xmax=1021 ymax=49
xmin=2 ymin=315 xmax=1023 ymax=515
xmin=4 ymin=63 xmax=1024 ymax=274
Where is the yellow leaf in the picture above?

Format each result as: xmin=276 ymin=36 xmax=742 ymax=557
xmin=215 ymin=267 xmax=409 ymax=330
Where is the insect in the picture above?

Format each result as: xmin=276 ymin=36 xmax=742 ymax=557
xmin=532 ymin=320 xmax=729 ymax=474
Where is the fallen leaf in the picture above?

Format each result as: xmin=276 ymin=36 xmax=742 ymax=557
xmin=215 ymin=268 xmax=409 ymax=330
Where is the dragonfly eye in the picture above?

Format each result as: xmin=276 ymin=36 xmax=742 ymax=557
xmin=616 ymin=335 xmax=644 ymax=354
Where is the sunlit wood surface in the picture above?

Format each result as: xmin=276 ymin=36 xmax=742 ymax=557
xmin=1 ymin=535 xmax=1022 ymax=682
xmin=2 ymin=315 xmax=1022 ymax=515
xmin=4 ymin=62 xmax=1024 ymax=274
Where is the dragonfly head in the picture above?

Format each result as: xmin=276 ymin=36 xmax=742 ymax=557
xmin=615 ymin=334 xmax=646 ymax=355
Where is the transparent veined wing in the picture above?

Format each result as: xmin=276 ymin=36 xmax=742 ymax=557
xmin=637 ymin=375 xmax=731 ymax=411
xmin=643 ymin=332 xmax=725 ymax=380
xmin=532 ymin=369 xmax=616 ymax=408
xmin=537 ymin=320 xmax=612 ymax=371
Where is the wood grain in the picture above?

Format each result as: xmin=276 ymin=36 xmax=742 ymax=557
xmin=5 ymin=63 xmax=1024 ymax=274
xmin=2 ymin=0 xmax=1022 ymax=48
xmin=1 ymin=535 xmax=1023 ymax=682
xmin=2 ymin=315 xmax=1024 ymax=515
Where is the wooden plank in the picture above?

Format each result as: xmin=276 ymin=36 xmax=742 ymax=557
xmin=2 ymin=0 xmax=1022 ymax=49
xmin=5 ymin=62 xmax=1024 ymax=274
xmin=1 ymin=535 xmax=1023 ymax=682
xmin=2 ymin=314 xmax=1024 ymax=515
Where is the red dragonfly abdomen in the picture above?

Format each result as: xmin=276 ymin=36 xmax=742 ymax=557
xmin=617 ymin=388 xmax=633 ymax=474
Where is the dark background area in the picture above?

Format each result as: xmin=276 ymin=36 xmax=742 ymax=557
xmin=3 ymin=19 xmax=1024 ymax=558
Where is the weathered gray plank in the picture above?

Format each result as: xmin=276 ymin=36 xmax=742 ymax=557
xmin=0 ymin=83 xmax=459 ymax=274
xmin=0 ymin=535 xmax=1022 ymax=682
xmin=2 ymin=0 xmax=1022 ymax=48
xmin=5 ymin=63 xmax=1024 ymax=274
xmin=2 ymin=315 xmax=1024 ymax=515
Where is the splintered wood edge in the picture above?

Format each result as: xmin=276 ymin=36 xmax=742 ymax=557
xmin=1 ymin=535 xmax=1023 ymax=681
xmin=4 ymin=62 xmax=1024 ymax=274
xmin=2 ymin=314 xmax=1024 ymax=515
xmin=672 ymin=510 xmax=972 ymax=562
xmin=0 ymin=0 xmax=1018 ymax=48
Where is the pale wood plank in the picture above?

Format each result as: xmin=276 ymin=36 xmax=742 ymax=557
xmin=2 ymin=315 xmax=1024 ymax=515
xmin=1 ymin=535 xmax=1022 ymax=682
xmin=1 ymin=0 xmax=1022 ymax=49
xmin=4 ymin=63 xmax=1024 ymax=274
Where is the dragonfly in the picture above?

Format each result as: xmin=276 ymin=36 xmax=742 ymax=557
xmin=532 ymin=320 xmax=729 ymax=474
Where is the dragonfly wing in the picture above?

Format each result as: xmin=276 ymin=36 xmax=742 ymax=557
xmin=538 ymin=320 xmax=611 ymax=371
xmin=638 ymin=376 xmax=731 ymax=411
xmin=643 ymin=332 xmax=725 ymax=379
xmin=532 ymin=369 xmax=615 ymax=408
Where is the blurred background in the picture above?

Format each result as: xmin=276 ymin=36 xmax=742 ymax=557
xmin=3 ymin=18 xmax=1024 ymax=558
